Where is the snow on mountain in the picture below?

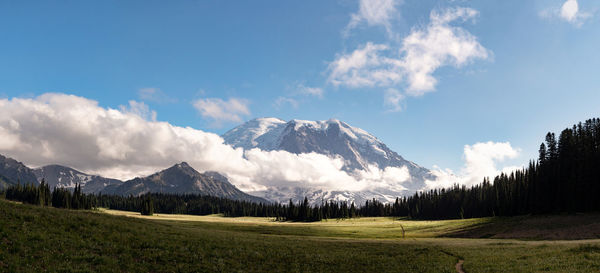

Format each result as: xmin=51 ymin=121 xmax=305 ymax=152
xmin=222 ymin=118 xmax=436 ymax=204
xmin=223 ymin=117 xmax=287 ymax=150
xmin=33 ymin=165 xmax=122 ymax=193
xmin=250 ymin=187 xmax=401 ymax=206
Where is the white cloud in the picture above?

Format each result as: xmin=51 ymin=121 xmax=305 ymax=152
xmin=424 ymin=141 xmax=521 ymax=189
xmin=540 ymin=0 xmax=592 ymax=27
xmin=328 ymin=42 xmax=401 ymax=88
xmin=0 ymin=93 xmax=413 ymax=194
xmin=120 ymin=100 xmax=157 ymax=121
xmin=192 ymin=97 xmax=250 ymax=124
xmin=402 ymin=7 xmax=489 ymax=95
xmin=297 ymin=84 xmax=324 ymax=98
xmin=561 ymin=0 xmax=580 ymax=21
xmin=384 ymin=88 xmax=404 ymax=112
xmin=345 ymin=0 xmax=401 ymax=35
xmin=329 ymin=7 xmax=490 ymax=97
xmin=352 ymin=165 xmax=410 ymax=192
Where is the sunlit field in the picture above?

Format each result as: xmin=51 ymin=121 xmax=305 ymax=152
xmin=104 ymin=206 xmax=600 ymax=272
xmin=102 ymin=208 xmax=492 ymax=239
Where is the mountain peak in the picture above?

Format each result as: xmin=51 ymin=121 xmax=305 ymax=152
xmin=176 ymin=162 xmax=192 ymax=168
xmin=250 ymin=117 xmax=286 ymax=123
xmin=102 ymin=161 xmax=267 ymax=203
xmin=222 ymin=118 xmax=435 ymax=204
xmin=164 ymin=162 xmax=200 ymax=177
xmin=222 ymin=118 xmax=428 ymax=172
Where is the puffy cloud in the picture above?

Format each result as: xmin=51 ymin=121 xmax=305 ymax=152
xmin=352 ymin=165 xmax=410 ymax=192
xmin=402 ymin=7 xmax=490 ymax=95
xmin=561 ymin=0 xmax=580 ymax=21
xmin=345 ymin=0 xmax=401 ymax=35
xmin=329 ymin=7 xmax=490 ymax=97
xmin=540 ymin=0 xmax=592 ymax=27
xmin=192 ymin=97 xmax=250 ymax=124
xmin=424 ymin=141 xmax=521 ymax=189
xmin=0 ymin=93 xmax=412 ymax=194
xmin=328 ymin=42 xmax=401 ymax=88
xmin=461 ymin=141 xmax=521 ymax=185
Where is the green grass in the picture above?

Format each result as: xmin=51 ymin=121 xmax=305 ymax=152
xmin=2 ymin=200 xmax=600 ymax=272
xmin=102 ymin=208 xmax=492 ymax=239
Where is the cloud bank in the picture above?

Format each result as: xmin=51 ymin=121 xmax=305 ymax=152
xmin=424 ymin=141 xmax=521 ymax=190
xmin=0 ymin=93 xmax=411 ymax=193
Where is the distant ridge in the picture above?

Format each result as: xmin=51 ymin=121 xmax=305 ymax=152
xmin=103 ymin=162 xmax=268 ymax=203
xmin=0 ymin=153 xmax=266 ymax=203
xmin=0 ymin=154 xmax=39 ymax=189
xmin=33 ymin=165 xmax=122 ymax=194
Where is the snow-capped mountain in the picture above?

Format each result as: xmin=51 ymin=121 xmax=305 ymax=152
xmin=33 ymin=165 xmax=123 ymax=194
xmin=222 ymin=118 xmax=436 ymax=204
xmin=249 ymin=187 xmax=404 ymax=206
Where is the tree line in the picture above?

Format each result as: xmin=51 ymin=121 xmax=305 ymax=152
xmin=392 ymin=118 xmax=600 ymax=219
xmin=2 ymin=180 xmax=95 ymax=210
xmin=2 ymin=182 xmax=363 ymax=221
xmin=96 ymin=194 xmax=360 ymax=222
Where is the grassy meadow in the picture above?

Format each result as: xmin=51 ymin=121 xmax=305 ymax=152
xmin=2 ymin=199 xmax=600 ymax=272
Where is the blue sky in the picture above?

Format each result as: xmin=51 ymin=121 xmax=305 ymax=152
xmin=1 ymin=0 xmax=599 ymax=172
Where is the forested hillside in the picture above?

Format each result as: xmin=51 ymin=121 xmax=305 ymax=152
xmin=394 ymin=118 xmax=600 ymax=219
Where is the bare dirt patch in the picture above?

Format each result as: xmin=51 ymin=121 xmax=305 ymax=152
xmin=455 ymin=259 xmax=465 ymax=273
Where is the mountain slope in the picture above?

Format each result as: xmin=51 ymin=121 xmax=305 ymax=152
xmin=223 ymin=118 xmax=431 ymax=175
xmin=222 ymin=118 xmax=435 ymax=203
xmin=105 ymin=162 xmax=267 ymax=203
xmin=33 ymin=165 xmax=122 ymax=194
xmin=0 ymin=154 xmax=39 ymax=189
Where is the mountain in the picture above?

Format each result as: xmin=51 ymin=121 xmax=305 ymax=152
xmin=33 ymin=165 xmax=122 ymax=194
xmin=104 ymin=162 xmax=267 ymax=203
xmin=0 ymin=174 xmax=13 ymax=190
xmin=222 ymin=118 xmax=436 ymax=204
xmin=223 ymin=118 xmax=431 ymax=174
xmin=0 ymin=154 xmax=39 ymax=189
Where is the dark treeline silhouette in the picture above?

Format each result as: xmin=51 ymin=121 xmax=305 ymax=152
xmin=2 ymin=180 xmax=95 ymax=210
xmin=1 ymin=182 xmax=362 ymax=221
xmin=140 ymin=195 xmax=154 ymax=216
xmin=97 ymin=194 xmax=360 ymax=222
xmin=394 ymin=118 xmax=600 ymax=219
